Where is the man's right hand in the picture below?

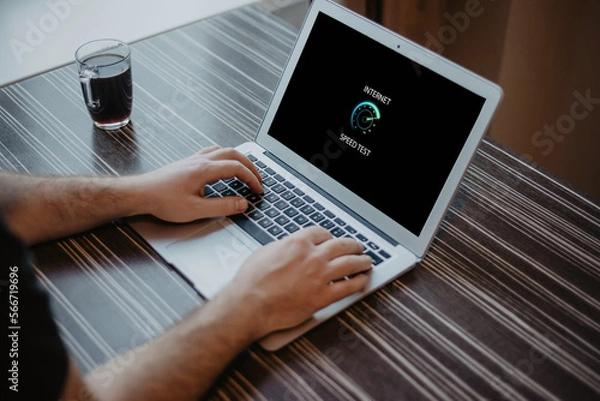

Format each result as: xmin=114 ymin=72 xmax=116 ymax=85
xmin=214 ymin=226 xmax=373 ymax=342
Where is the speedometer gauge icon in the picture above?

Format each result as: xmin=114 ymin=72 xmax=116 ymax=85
xmin=351 ymin=101 xmax=380 ymax=134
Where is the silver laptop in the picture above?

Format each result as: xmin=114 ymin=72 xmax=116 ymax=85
xmin=130 ymin=0 xmax=502 ymax=350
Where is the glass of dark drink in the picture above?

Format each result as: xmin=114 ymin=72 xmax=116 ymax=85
xmin=75 ymin=39 xmax=132 ymax=130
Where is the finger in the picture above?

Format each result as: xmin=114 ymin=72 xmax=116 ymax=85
xmin=203 ymin=147 xmax=262 ymax=183
xmin=197 ymin=145 xmax=220 ymax=155
xmin=323 ymin=273 xmax=370 ymax=306
xmin=292 ymin=226 xmax=333 ymax=245
xmin=202 ymin=159 xmax=263 ymax=194
xmin=195 ymin=196 xmax=249 ymax=218
xmin=319 ymin=237 xmax=365 ymax=260
xmin=325 ymin=253 xmax=372 ymax=282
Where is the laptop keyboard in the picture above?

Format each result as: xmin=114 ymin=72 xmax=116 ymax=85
xmin=204 ymin=154 xmax=391 ymax=266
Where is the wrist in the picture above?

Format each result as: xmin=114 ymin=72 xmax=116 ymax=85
xmin=208 ymin=285 xmax=267 ymax=345
xmin=114 ymin=175 xmax=153 ymax=218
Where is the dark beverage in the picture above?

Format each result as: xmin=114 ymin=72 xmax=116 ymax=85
xmin=79 ymin=53 xmax=133 ymax=130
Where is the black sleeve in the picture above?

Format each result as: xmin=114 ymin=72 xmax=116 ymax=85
xmin=1 ymin=217 xmax=68 ymax=400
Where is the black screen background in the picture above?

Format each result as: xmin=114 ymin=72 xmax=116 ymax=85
xmin=269 ymin=13 xmax=485 ymax=235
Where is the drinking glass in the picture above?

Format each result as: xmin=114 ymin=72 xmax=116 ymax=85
xmin=75 ymin=39 xmax=132 ymax=130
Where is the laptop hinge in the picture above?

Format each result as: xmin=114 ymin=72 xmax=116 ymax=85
xmin=264 ymin=151 xmax=399 ymax=246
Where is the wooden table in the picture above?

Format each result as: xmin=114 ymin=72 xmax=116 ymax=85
xmin=1 ymin=3 xmax=599 ymax=400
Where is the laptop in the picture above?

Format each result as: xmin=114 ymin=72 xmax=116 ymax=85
xmin=129 ymin=0 xmax=502 ymax=350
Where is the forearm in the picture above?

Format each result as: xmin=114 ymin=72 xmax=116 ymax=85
xmin=0 ymin=148 xmax=264 ymax=245
xmin=86 ymin=293 xmax=255 ymax=401
xmin=0 ymin=172 xmax=145 ymax=245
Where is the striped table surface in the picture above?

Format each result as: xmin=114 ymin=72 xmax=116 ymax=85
xmin=1 ymin=3 xmax=599 ymax=400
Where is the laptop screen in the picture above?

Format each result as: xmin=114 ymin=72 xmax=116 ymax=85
xmin=268 ymin=12 xmax=485 ymax=236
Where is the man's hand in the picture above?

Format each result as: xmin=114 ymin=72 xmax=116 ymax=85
xmin=75 ymin=228 xmax=371 ymax=401
xmin=0 ymin=146 xmax=263 ymax=244
xmin=214 ymin=226 xmax=373 ymax=341
xmin=134 ymin=146 xmax=263 ymax=222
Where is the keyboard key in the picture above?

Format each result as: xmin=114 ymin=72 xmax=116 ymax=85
xmin=247 ymin=193 xmax=262 ymax=203
xmin=280 ymin=190 xmax=295 ymax=200
xmin=379 ymin=249 xmax=391 ymax=259
xmin=367 ymin=241 xmax=380 ymax=251
xmin=365 ymin=250 xmax=384 ymax=266
xmin=256 ymin=201 xmax=270 ymax=211
xmin=258 ymin=218 xmax=273 ymax=228
xmin=271 ymin=184 xmax=286 ymax=193
xmin=274 ymin=215 xmax=290 ymax=226
xmin=331 ymin=227 xmax=346 ymax=237
xmin=274 ymin=200 xmax=288 ymax=210
xmin=268 ymin=226 xmax=284 ymax=236
xmin=310 ymin=212 xmax=325 ymax=223
xmin=320 ymin=219 xmax=335 ymax=230
xmin=265 ymin=193 xmax=279 ymax=203
xmin=263 ymin=177 xmax=277 ymax=186
xmin=300 ymin=205 xmax=315 ymax=215
xmin=284 ymin=208 xmax=299 ymax=218
xmin=356 ymin=233 xmax=368 ymax=242
xmin=290 ymin=198 xmax=305 ymax=208
xmin=212 ymin=181 xmax=228 ymax=192
xmin=229 ymin=180 xmax=245 ymax=190
xmin=248 ymin=210 xmax=263 ymax=220
xmin=204 ymin=186 xmax=216 ymax=197
xmin=324 ymin=209 xmax=335 ymax=219
xmin=265 ymin=208 xmax=280 ymax=218
xmin=237 ymin=186 xmax=252 ymax=196
xmin=293 ymin=215 xmax=309 ymax=225
xmin=334 ymin=217 xmax=346 ymax=226
xmin=231 ymin=214 xmax=273 ymax=245
xmin=284 ymin=222 xmax=300 ymax=233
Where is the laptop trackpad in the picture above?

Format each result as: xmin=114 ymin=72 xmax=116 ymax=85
xmin=165 ymin=220 xmax=256 ymax=299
